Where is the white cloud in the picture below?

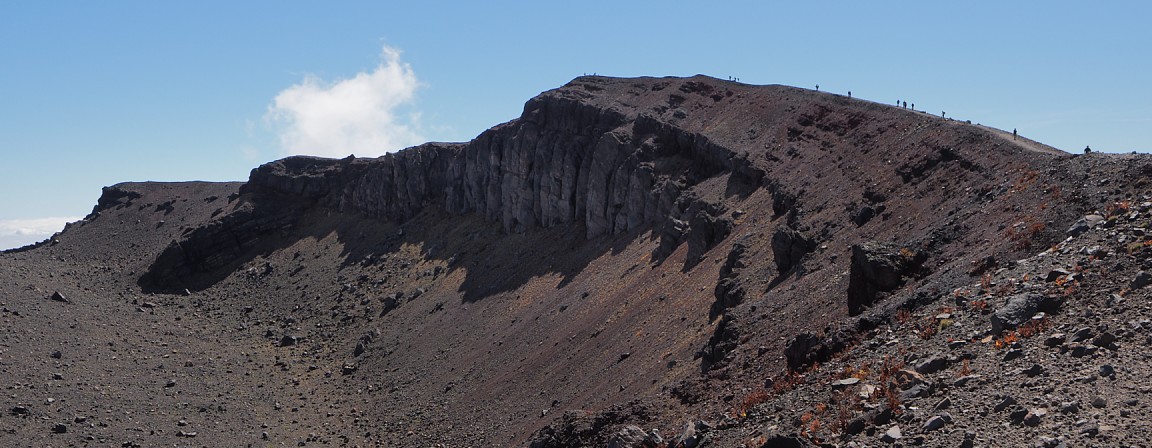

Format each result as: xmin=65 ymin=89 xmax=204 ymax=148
xmin=0 ymin=216 xmax=80 ymax=250
xmin=265 ymin=45 xmax=425 ymax=158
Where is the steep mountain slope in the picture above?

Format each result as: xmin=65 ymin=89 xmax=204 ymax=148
xmin=2 ymin=75 xmax=1148 ymax=447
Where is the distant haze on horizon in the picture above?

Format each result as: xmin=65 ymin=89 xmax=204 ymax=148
xmin=2 ymin=1 xmax=1149 ymax=249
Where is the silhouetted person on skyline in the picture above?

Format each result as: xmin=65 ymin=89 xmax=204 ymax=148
xmin=848 ymin=91 xmax=851 ymax=98
xmin=816 ymin=84 xmax=819 ymax=91
xmin=1013 ymin=128 xmax=1017 ymax=140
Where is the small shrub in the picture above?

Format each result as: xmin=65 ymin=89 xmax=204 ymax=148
xmin=733 ymin=389 xmax=771 ymax=418
xmin=1017 ymin=316 xmax=1050 ymax=338
xmin=771 ymin=370 xmax=805 ymax=395
xmin=956 ymin=358 xmax=973 ymax=377
xmin=994 ymin=331 xmax=1019 ymax=349
xmin=915 ymin=318 xmax=938 ymax=340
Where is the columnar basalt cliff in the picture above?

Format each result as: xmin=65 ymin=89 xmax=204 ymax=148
xmin=242 ymin=88 xmax=760 ymax=239
xmin=18 ymin=75 xmax=1152 ymax=447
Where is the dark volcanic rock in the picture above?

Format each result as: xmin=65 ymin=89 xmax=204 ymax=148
xmin=771 ymin=225 xmax=814 ymax=275
xmin=714 ymin=235 xmax=750 ymax=312
xmin=243 ymin=96 xmax=760 ymax=241
xmin=847 ymin=242 xmax=926 ymax=315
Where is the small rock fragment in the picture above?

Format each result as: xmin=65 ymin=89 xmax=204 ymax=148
xmin=832 ymin=377 xmax=860 ymax=390
xmin=915 ymin=356 xmax=949 ymax=374
xmin=1044 ymin=333 xmax=1066 ymax=348
xmin=1023 ymin=408 xmax=1046 ymax=426
xmin=994 ymin=396 xmax=1018 ymax=412
xmin=881 ymin=425 xmax=902 ymax=443
xmin=1131 ymin=271 xmax=1151 ymax=289
xmin=923 ymin=415 xmax=947 ymax=432
xmin=606 ymin=425 xmax=648 ymax=448
xmin=1092 ymin=332 xmax=1117 ymax=348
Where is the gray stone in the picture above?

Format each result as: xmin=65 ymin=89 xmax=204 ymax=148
xmin=1071 ymin=327 xmax=1094 ymax=342
xmin=1023 ymin=408 xmax=1047 ymax=426
xmin=1009 ymin=408 xmax=1028 ymax=424
xmin=923 ymin=415 xmax=947 ymax=432
xmin=1066 ymin=219 xmax=1091 ymax=237
xmin=1022 ymin=363 xmax=1044 ymax=377
xmin=678 ymin=420 xmax=711 ymax=448
xmin=994 ymin=396 xmax=1018 ymax=412
xmin=881 ymin=425 xmax=902 ymax=443
xmin=954 ymin=374 xmax=981 ymax=387
xmin=915 ymin=356 xmax=949 ymax=374
xmin=1092 ymin=332 xmax=1117 ymax=348
xmin=900 ymin=384 xmax=927 ymax=401
xmin=1131 ymin=271 xmax=1151 ymax=289
xmin=1091 ymin=396 xmax=1107 ymax=408
xmin=991 ymin=293 xmax=1044 ymax=334
xmin=606 ymin=425 xmax=648 ymax=448
xmin=1044 ymin=333 xmax=1066 ymax=348
xmin=844 ymin=417 xmax=867 ymax=435
xmin=1070 ymin=344 xmax=1096 ymax=358
xmin=1045 ymin=269 xmax=1071 ymax=282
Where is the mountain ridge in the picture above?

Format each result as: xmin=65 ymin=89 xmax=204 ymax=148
xmin=2 ymin=75 xmax=1149 ymax=447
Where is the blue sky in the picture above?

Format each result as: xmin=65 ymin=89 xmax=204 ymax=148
xmin=1 ymin=1 xmax=1149 ymax=249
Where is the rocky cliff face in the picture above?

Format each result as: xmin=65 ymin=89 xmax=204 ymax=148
xmin=243 ymin=87 xmax=761 ymax=240
xmin=144 ymin=78 xmax=775 ymax=289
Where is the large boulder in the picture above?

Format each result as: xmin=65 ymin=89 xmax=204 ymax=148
xmin=990 ymin=291 xmax=1059 ymax=333
xmin=605 ymin=425 xmax=649 ymax=448
xmin=847 ymin=242 xmax=926 ymax=315
xmin=771 ymin=226 xmax=815 ymax=274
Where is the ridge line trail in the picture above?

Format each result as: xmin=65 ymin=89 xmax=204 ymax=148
xmin=978 ymin=124 xmax=1067 ymax=156
xmin=841 ymin=93 xmax=1067 ymax=156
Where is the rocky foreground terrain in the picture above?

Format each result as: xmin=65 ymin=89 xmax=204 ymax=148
xmin=1 ymin=75 xmax=1149 ymax=447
